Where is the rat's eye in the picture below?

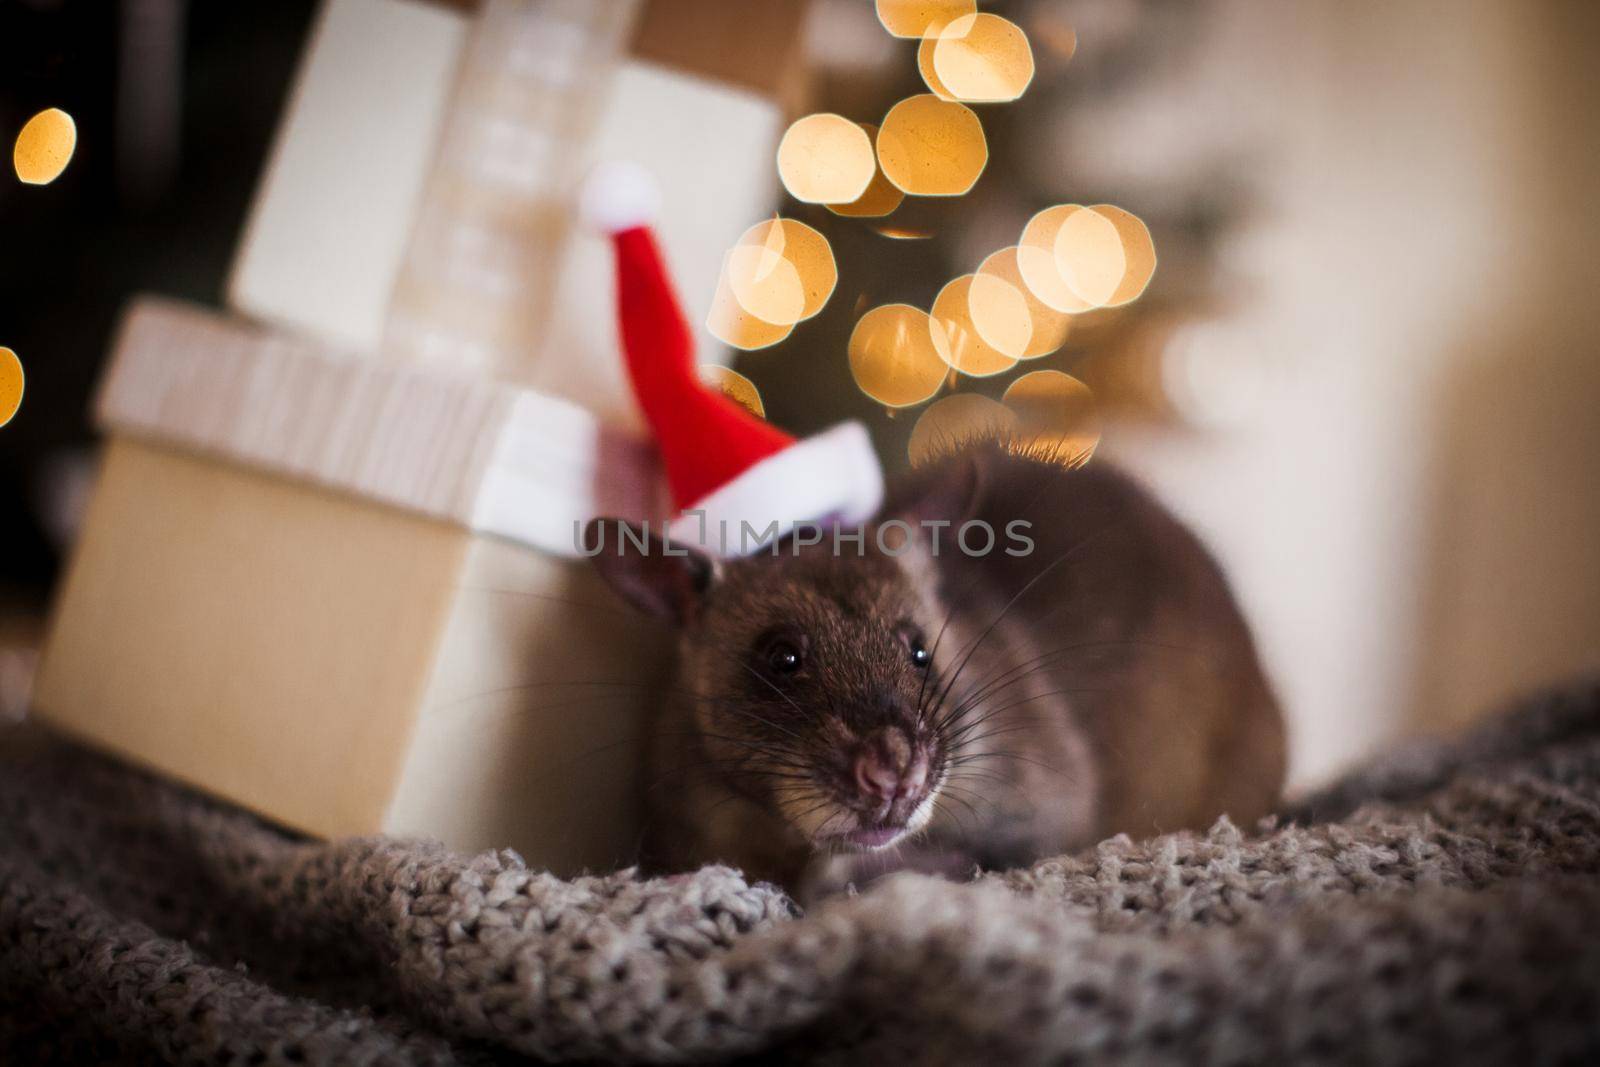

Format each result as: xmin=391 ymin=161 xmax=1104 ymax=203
xmin=764 ymin=639 xmax=804 ymax=675
xmin=898 ymin=625 xmax=931 ymax=669
xmin=754 ymin=630 xmax=808 ymax=680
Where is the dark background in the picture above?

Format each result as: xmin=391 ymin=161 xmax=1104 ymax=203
xmin=0 ymin=0 xmax=315 ymax=604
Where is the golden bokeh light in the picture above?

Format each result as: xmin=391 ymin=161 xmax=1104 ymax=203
xmin=13 ymin=108 xmax=76 ymax=185
xmin=723 ymin=217 xmax=838 ymax=327
xmin=931 ymin=13 xmax=1035 ymax=103
xmin=746 ymin=217 xmax=837 ymax=319
xmin=1053 ymin=206 xmax=1127 ymax=307
xmin=917 ymin=37 xmax=958 ymax=101
xmin=1017 ymin=206 xmax=1096 ymax=313
xmin=700 ymin=364 xmax=766 ymax=419
xmin=876 ymin=94 xmax=988 ymax=197
xmin=1002 ymin=369 xmax=1101 ymax=464
xmin=875 ymin=0 xmax=976 ymax=39
xmin=827 ymin=124 xmax=905 ymax=218
xmin=930 ymin=274 xmax=1020 ymax=377
xmin=1030 ymin=16 xmax=1078 ymax=62
xmin=706 ymin=252 xmax=794 ymax=351
xmin=848 ymin=304 xmax=949 ymax=408
xmin=1091 ymin=204 xmax=1158 ymax=306
xmin=908 ymin=393 xmax=1018 ymax=467
xmin=0 ymin=348 xmax=23 ymax=429
xmin=873 ymin=224 xmax=935 ymax=240
xmin=965 ymin=271 xmax=1033 ymax=359
xmin=777 ymin=113 xmax=876 ymax=205
xmin=976 ymin=247 xmax=1072 ymax=357
xmin=726 ymin=243 xmax=806 ymax=327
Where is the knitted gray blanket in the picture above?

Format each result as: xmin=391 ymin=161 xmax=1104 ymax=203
xmin=3 ymin=681 xmax=1598 ymax=1065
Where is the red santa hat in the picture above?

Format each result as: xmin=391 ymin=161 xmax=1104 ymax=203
xmin=580 ymin=162 xmax=884 ymax=556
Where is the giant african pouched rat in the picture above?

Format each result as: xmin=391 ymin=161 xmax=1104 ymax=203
xmin=586 ymin=441 xmax=1286 ymax=894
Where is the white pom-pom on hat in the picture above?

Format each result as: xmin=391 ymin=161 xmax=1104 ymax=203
xmin=578 ymin=160 xmax=661 ymax=234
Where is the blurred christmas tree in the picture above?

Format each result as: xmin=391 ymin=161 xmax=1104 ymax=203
xmin=722 ymin=0 xmax=1249 ymax=471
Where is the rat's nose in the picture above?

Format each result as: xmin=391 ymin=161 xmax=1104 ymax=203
xmin=851 ymin=730 xmax=929 ymax=807
xmin=853 ymin=752 xmax=902 ymax=800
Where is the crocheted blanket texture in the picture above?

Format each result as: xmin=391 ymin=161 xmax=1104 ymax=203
xmin=2 ymin=679 xmax=1598 ymax=1065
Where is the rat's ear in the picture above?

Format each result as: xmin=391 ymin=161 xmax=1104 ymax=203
xmin=583 ymin=518 xmax=717 ymax=625
xmin=889 ymin=450 xmax=985 ymax=528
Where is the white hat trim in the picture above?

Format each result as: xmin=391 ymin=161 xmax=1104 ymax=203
xmin=667 ymin=421 xmax=884 ymax=557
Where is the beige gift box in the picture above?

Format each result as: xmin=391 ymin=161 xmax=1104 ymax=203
xmin=34 ymin=0 xmax=807 ymax=874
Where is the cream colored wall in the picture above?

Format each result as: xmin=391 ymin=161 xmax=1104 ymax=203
xmin=1406 ymin=3 xmax=1600 ymax=735
xmin=1101 ymin=1 xmax=1600 ymax=786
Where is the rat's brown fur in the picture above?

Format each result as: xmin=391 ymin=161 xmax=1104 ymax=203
xmin=589 ymin=443 xmax=1286 ymax=894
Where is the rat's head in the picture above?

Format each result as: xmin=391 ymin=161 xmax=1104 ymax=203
xmin=586 ymin=462 xmax=978 ymax=855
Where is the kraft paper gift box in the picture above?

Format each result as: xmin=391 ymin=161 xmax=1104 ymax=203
xmin=33 ymin=0 xmax=807 ymax=874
